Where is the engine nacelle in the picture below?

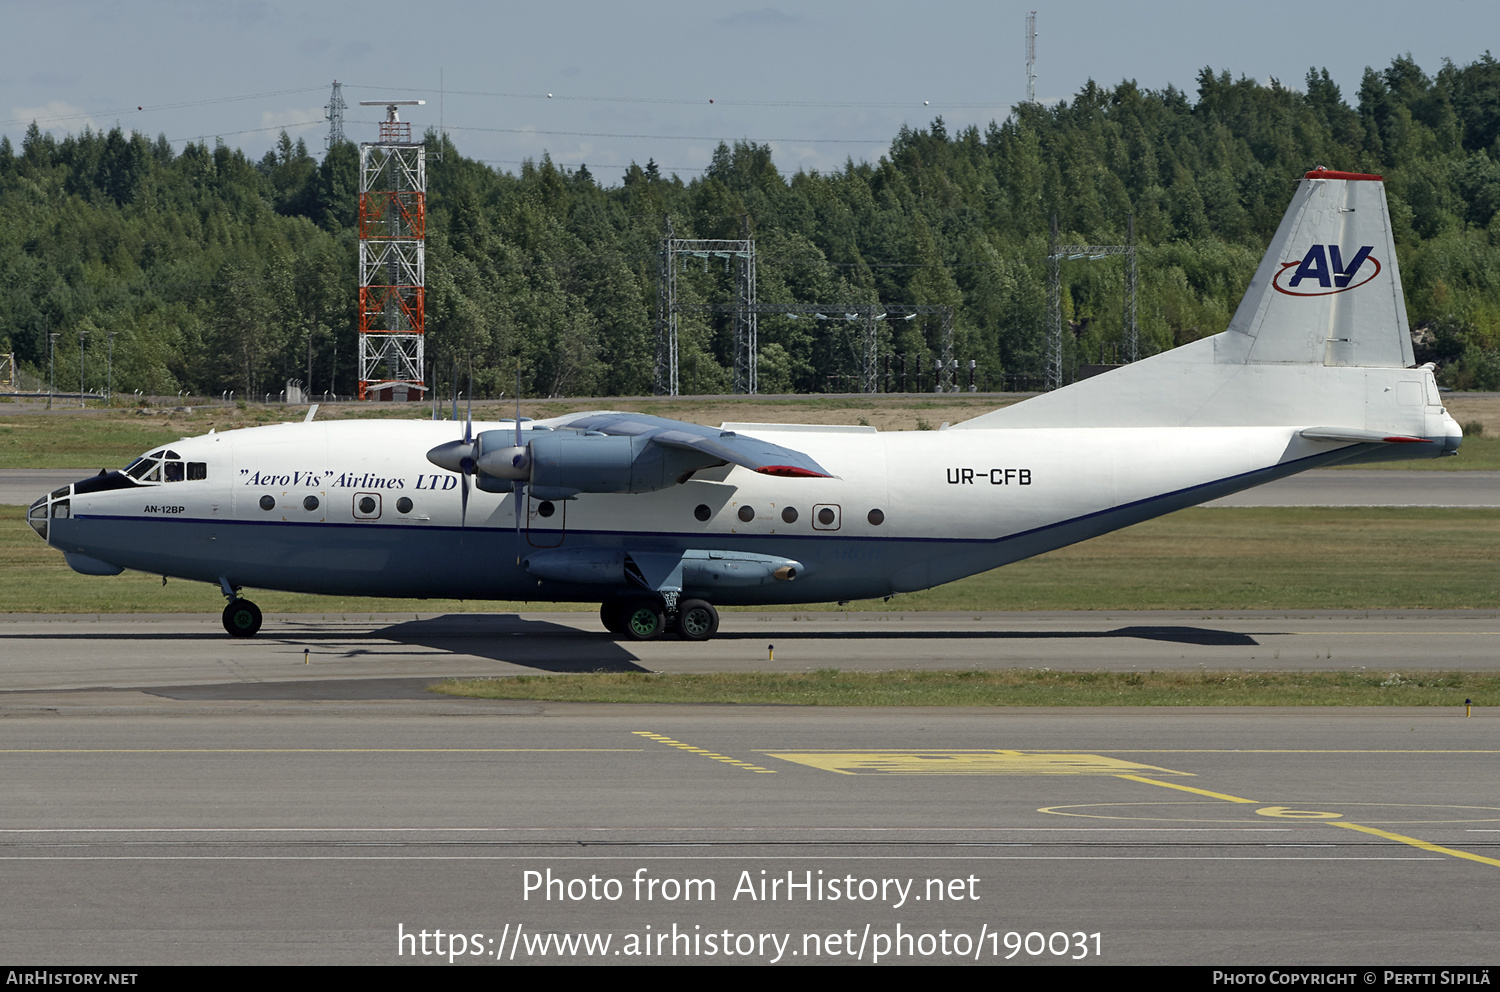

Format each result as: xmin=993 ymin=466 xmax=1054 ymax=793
xmin=472 ymin=430 xmax=721 ymax=498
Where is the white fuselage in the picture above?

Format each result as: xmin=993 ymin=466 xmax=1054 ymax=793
xmin=36 ymin=412 xmax=1413 ymax=606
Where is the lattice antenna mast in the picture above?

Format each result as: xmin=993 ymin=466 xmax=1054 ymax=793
xmin=655 ymin=225 xmax=757 ymax=396
xmin=1047 ymin=212 xmax=1140 ymax=390
xmin=325 ymin=81 xmax=346 ymax=150
xmin=1025 ymin=11 xmax=1038 ymax=103
xmin=356 ymin=100 xmax=427 ymax=402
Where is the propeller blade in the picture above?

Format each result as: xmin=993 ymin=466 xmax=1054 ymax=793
xmin=428 ymin=362 xmax=481 ymax=530
xmin=514 ymin=359 xmax=524 ymax=562
xmin=464 ymin=367 xmax=473 ymax=446
xmin=514 ymin=481 xmax=524 ymax=563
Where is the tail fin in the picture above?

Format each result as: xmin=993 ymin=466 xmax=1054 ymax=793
xmin=1217 ymin=168 xmax=1413 ymax=368
xmin=956 ymin=168 xmax=1443 ymax=436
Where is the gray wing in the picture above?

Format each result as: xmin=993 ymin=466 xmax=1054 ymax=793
xmin=548 ymin=412 xmax=833 ymax=478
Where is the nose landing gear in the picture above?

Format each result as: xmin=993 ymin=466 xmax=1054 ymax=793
xmin=222 ymin=599 xmax=263 ymax=638
xmin=218 ymin=577 xmax=262 ymax=637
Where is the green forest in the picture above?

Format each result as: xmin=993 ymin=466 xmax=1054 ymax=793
xmin=3 ymin=53 xmax=1500 ymax=400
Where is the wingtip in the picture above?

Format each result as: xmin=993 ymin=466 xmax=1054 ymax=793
xmin=756 ymin=465 xmax=832 ymax=478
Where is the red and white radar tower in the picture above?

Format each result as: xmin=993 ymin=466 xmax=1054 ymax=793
xmin=357 ymin=100 xmax=426 ymax=401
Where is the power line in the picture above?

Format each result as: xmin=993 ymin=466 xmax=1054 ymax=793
xmin=166 ymin=120 xmax=325 ymax=146
xmin=436 ymin=123 xmax=894 ymax=145
xmin=0 ymin=87 xmax=328 ymax=130
xmin=342 ymin=83 xmax=1005 ymax=111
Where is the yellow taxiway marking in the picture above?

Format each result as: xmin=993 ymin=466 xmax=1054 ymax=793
xmin=1331 ymin=822 xmax=1500 ymax=868
xmin=1114 ymin=775 xmax=1258 ymax=802
xmin=1114 ymin=777 xmax=1500 ymax=869
xmin=767 ymin=751 xmax=1194 ymax=776
xmin=633 ymin=732 xmax=776 ymax=773
xmin=1037 ymin=801 xmax=1500 ymax=825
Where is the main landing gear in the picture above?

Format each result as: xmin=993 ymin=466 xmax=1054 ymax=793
xmin=600 ymin=597 xmax=720 ymax=642
xmin=218 ymin=577 xmax=262 ymax=638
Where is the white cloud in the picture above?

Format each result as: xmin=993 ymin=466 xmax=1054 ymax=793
xmin=10 ymin=101 xmax=97 ymax=134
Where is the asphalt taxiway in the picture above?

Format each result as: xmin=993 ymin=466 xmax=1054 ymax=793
xmin=0 ymin=610 xmax=1497 ymax=965
xmin=0 ymin=703 xmax=1495 ymax=966
xmin=1 ymin=609 xmax=1497 ymax=694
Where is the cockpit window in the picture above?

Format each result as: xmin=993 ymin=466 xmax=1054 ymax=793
xmin=122 ymin=449 xmax=206 ymax=484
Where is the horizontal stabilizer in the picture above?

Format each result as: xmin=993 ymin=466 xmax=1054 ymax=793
xmin=1299 ymin=427 xmax=1435 ymax=445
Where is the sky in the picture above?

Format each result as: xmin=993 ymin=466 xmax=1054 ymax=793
xmin=2 ymin=0 xmax=1497 ymax=185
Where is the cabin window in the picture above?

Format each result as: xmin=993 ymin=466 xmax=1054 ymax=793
xmin=259 ymin=495 xmax=275 ymax=511
xmin=187 ymin=462 xmax=207 ymax=481
xmin=737 ymin=505 xmax=755 ymax=523
xmin=303 ymin=496 xmax=320 ymax=512
xmin=537 ymin=500 xmax=556 ymax=518
xmin=353 ymin=493 xmax=382 ymax=519
xmin=694 ymin=504 xmax=711 ymax=521
xmin=867 ymin=509 xmax=884 ymax=526
xmin=781 ymin=506 xmax=798 ymax=524
xmin=396 ymin=497 xmax=413 ymax=514
xmin=163 ymin=461 xmax=185 ymax=482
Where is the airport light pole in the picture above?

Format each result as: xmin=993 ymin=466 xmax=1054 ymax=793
xmin=107 ymin=332 xmax=117 ymax=405
xmin=78 ymin=330 xmax=87 ymax=407
xmin=47 ymin=330 xmax=58 ymax=403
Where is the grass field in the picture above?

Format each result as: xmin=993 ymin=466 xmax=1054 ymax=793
xmin=5 ymin=504 xmax=1497 ymax=614
xmin=435 ymin=669 xmax=1499 ymax=707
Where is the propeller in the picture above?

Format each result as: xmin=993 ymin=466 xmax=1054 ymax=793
xmin=512 ymin=361 xmax=524 ymax=561
xmin=425 ymin=364 xmax=475 ymax=526
xmin=469 ymin=360 xmax=529 ymax=559
xmin=462 ymin=369 xmax=473 ymax=525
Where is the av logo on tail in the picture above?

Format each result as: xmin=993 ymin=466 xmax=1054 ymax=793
xmin=1274 ymin=244 xmax=1381 ymax=296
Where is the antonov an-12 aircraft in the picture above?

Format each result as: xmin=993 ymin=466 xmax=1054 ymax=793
xmin=27 ymin=169 xmax=1463 ymax=641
